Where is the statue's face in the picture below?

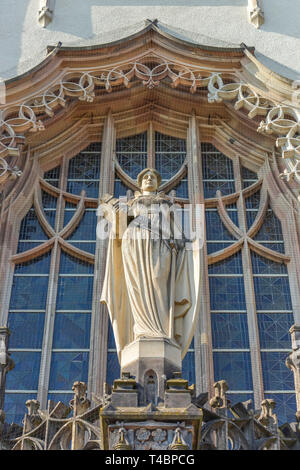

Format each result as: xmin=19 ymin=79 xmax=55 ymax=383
xmin=141 ymin=171 xmax=158 ymax=192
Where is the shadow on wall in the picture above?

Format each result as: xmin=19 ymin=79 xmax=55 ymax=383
xmin=50 ymin=0 xmax=246 ymax=36
xmin=0 ymin=0 xmax=30 ymax=79
xmin=262 ymin=0 xmax=300 ymax=40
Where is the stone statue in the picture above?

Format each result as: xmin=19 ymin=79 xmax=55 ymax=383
xmin=100 ymin=168 xmax=202 ymax=371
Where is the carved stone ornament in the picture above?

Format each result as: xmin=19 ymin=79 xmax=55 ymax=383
xmin=248 ymin=0 xmax=265 ymax=29
xmin=38 ymin=0 xmax=55 ymax=28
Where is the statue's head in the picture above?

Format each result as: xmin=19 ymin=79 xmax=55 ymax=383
xmin=137 ymin=168 xmax=162 ymax=193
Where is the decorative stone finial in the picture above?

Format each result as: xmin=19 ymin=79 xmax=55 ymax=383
xmin=38 ymin=0 xmax=55 ymax=28
xmin=113 ymin=427 xmax=131 ymax=450
xmin=169 ymin=427 xmax=189 ymax=450
xmin=69 ymin=381 xmax=90 ymax=416
xmin=258 ymin=399 xmax=278 ymax=429
xmin=248 ymin=0 xmax=265 ymax=29
xmin=209 ymin=380 xmax=229 ymax=409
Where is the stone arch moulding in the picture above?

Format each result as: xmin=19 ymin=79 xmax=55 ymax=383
xmin=0 ymin=21 xmax=300 ymax=200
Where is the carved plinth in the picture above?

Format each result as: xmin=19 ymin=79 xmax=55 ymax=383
xmin=121 ymin=337 xmax=182 ymax=405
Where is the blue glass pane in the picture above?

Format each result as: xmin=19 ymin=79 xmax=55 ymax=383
xmin=241 ymin=166 xmax=257 ymax=182
xmin=260 ymin=242 xmax=285 ymax=254
xmin=156 ymin=152 xmax=185 ymax=180
xmin=17 ymin=242 xmax=41 ymax=253
xmin=182 ymin=352 xmax=195 ymax=385
xmin=264 ymin=393 xmax=297 ymax=425
xmin=19 ymin=208 xmax=48 ymax=241
xmin=44 ymin=166 xmax=60 ymax=182
xmin=47 ymin=393 xmax=73 ymax=407
xmin=155 ymin=132 xmax=186 ymax=153
xmin=261 ymin=352 xmax=294 ymax=390
xmin=171 ymin=179 xmax=188 ymax=198
xmin=108 ymin=321 xmax=116 ymax=349
xmin=68 ymin=147 xmax=101 ymax=180
xmin=254 ymin=209 xmax=283 ymax=241
xmin=227 ymin=393 xmax=254 ymax=407
xmin=254 ymin=277 xmax=292 ymax=310
xmin=209 ymin=277 xmax=246 ymax=310
xmin=49 ymin=352 xmax=89 ymax=390
xmin=116 ymin=133 xmax=147 ymax=179
xmin=205 ymin=210 xmax=236 ymax=241
xmin=245 ymin=190 xmax=260 ymax=209
xmin=4 ymin=393 xmax=37 ymax=425
xmin=116 ymin=132 xmax=147 ymax=152
xmin=208 ymin=251 xmax=243 ymax=274
xmin=44 ymin=210 xmax=56 ymax=228
xmin=14 ymin=252 xmax=51 ymax=274
xmin=106 ymin=352 xmax=120 ymax=384
xmin=69 ymin=242 xmax=96 ymax=254
xmin=211 ymin=314 xmax=249 ymax=348
xmin=8 ymin=313 xmax=45 ymax=349
xmin=258 ymin=313 xmax=294 ymax=349
xmin=42 ymin=191 xmax=57 ymax=209
xmin=66 ymin=180 xmax=99 ymax=198
xmin=206 ymin=242 xmax=234 ymax=255
xmin=201 ymin=143 xmax=234 ymax=180
xmin=213 ymin=352 xmax=253 ymax=390
xmin=251 ymin=252 xmax=287 ymax=275
xmin=53 ymin=313 xmax=91 ymax=349
xmin=203 ymin=181 xmax=235 ymax=198
xmin=56 ymin=277 xmax=93 ymax=310
xmin=9 ymin=276 xmax=49 ymax=310
xmin=44 ymin=166 xmax=60 ymax=187
xmin=6 ymin=352 xmax=41 ymax=390
xmin=246 ymin=211 xmax=258 ymax=230
xmin=59 ymin=251 xmax=94 ymax=275
xmin=66 ymin=211 xmax=97 ymax=241
xmin=114 ymin=179 xmax=131 ymax=198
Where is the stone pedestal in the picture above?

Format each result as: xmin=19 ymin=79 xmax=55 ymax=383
xmin=121 ymin=337 xmax=181 ymax=405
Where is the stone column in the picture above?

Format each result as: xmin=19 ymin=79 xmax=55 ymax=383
xmin=286 ymin=324 xmax=300 ymax=419
xmin=0 ymin=327 xmax=14 ymax=411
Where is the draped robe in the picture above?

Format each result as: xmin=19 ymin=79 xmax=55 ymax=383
xmin=100 ymin=192 xmax=202 ymax=360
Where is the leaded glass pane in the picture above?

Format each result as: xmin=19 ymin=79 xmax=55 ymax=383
xmin=116 ymin=133 xmax=147 ymax=179
xmin=202 ymin=143 xmax=234 ymax=180
xmin=8 ymin=313 xmax=45 ymax=349
xmin=59 ymin=251 xmax=94 ymax=275
xmin=208 ymin=251 xmax=243 ymax=275
xmin=49 ymin=352 xmax=89 ymax=390
xmin=203 ymin=181 xmax=235 ymax=199
xmin=68 ymin=242 xmax=96 ymax=254
xmin=66 ymin=180 xmax=99 ymax=198
xmin=4 ymin=393 xmax=37 ymax=425
xmin=264 ymin=393 xmax=296 ymax=425
xmin=258 ymin=313 xmax=294 ymax=349
xmin=260 ymin=242 xmax=285 ymax=254
xmin=114 ymin=178 xmax=131 ymax=198
xmin=245 ymin=189 xmax=261 ymax=209
xmin=251 ymin=252 xmax=287 ymax=275
xmin=9 ymin=277 xmax=49 ymax=310
xmin=5 ymin=352 xmax=41 ymax=390
xmin=182 ymin=352 xmax=195 ymax=384
xmin=241 ymin=166 xmax=257 ymax=189
xmin=108 ymin=321 xmax=116 ymax=349
xmin=213 ymin=352 xmax=253 ymax=390
xmin=66 ymin=210 xmax=97 ymax=241
xmin=52 ymin=313 xmax=91 ymax=349
xmin=168 ymin=179 xmax=188 ymax=198
xmin=56 ymin=277 xmax=93 ymax=310
xmin=254 ymin=208 xmax=284 ymax=241
xmin=44 ymin=166 xmax=60 ymax=187
xmin=205 ymin=210 xmax=236 ymax=241
xmin=246 ymin=211 xmax=258 ymax=230
xmin=155 ymin=132 xmax=186 ymax=153
xmin=155 ymin=132 xmax=186 ymax=179
xmin=17 ymin=242 xmax=41 ymax=253
xmin=211 ymin=313 xmax=249 ymax=348
xmin=47 ymin=393 xmax=73 ymax=405
xmin=19 ymin=208 xmax=48 ymax=241
xmin=14 ymin=252 xmax=51 ymax=275
xmin=261 ymin=352 xmax=294 ymax=390
xmin=209 ymin=277 xmax=246 ymax=310
xmin=42 ymin=191 xmax=57 ymax=209
xmin=206 ymin=242 xmax=234 ymax=255
xmin=67 ymin=146 xmax=101 ymax=180
xmin=253 ymin=277 xmax=292 ymax=310
xmin=106 ymin=352 xmax=120 ymax=384
xmin=227 ymin=393 xmax=254 ymax=407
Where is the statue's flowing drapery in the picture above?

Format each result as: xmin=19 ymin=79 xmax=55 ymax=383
xmin=100 ymin=193 xmax=202 ymax=360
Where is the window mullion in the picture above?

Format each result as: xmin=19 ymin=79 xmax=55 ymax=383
xmin=234 ymin=155 xmax=264 ymax=408
xmin=147 ymin=122 xmax=155 ymax=168
xmin=37 ymin=156 xmax=68 ymax=408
